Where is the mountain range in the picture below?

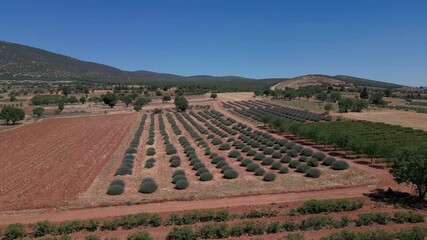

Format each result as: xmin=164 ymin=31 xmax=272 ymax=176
xmin=0 ymin=41 xmax=403 ymax=88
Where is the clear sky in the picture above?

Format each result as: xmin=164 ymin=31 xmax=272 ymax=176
xmin=0 ymin=0 xmax=426 ymax=86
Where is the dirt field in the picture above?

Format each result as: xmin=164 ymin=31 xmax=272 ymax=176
xmin=0 ymin=113 xmax=138 ymax=211
xmin=338 ymin=108 xmax=427 ymax=131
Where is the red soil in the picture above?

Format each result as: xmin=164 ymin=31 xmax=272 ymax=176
xmin=0 ymin=113 xmax=137 ymax=211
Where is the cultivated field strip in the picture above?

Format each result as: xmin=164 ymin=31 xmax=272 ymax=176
xmin=0 ymin=113 xmax=137 ymax=211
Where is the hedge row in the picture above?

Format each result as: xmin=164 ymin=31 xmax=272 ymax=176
xmin=166 ymin=211 xmax=424 ymax=240
xmin=178 ymin=136 xmax=213 ymax=181
xmin=115 ymin=114 xmax=148 ymax=176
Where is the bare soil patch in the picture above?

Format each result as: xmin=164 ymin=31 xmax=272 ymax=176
xmin=0 ymin=113 xmax=137 ymax=211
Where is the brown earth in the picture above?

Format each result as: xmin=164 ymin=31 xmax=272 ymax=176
xmin=0 ymin=113 xmax=138 ymax=211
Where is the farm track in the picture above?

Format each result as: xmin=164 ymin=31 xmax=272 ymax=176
xmin=0 ymin=113 xmax=137 ymax=211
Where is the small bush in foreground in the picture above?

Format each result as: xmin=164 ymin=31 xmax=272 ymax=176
xmin=263 ymin=172 xmax=276 ymax=182
xmin=127 ymin=231 xmax=153 ymax=240
xmin=306 ymin=168 xmax=321 ymax=178
xmin=4 ymin=223 xmax=26 ymax=240
xmin=332 ymin=160 xmax=349 ymax=170
xmin=166 ymin=226 xmax=197 ymax=240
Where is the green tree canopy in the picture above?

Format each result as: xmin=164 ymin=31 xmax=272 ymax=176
xmin=174 ymin=96 xmax=189 ymax=111
xmin=102 ymin=92 xmax=118 ymax=108
xmin=162 ymin=95 xmax=171 ymax=102
xmin=210 ymin=93 xmax=217 ymax=100
xmin=360 ymin=87 xmax=369 ymax=99
xmin=32 ymin=107 xmax=45 ymax=118
xmin=0 ymin=106 xmax=25 ymax=125
xmin=390 ymin=147 xmax=427 ymax=199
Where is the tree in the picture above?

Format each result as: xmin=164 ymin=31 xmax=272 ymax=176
xmin=338 ymin=98 xmax=354 ymax=113
xmin=390 ymin=147 xmax=427 ymax=199
xmin=62 ymin=86 xmax=71 ymax=96
xmin=102 ymin=92 xmax=118 ymax=108
xmin=210 ymin=93 xmax=217 ymax=100
xmin=32 ymin=107 xmax=44 ymax=118
xmin=370 ymin=93 xmax=387 ymax=106
xmin=123 ymin=96 xmax=133 ymax=107
xmin=162 ymin=95 xmax=171 ymax=103
xmin=79 ymin=97 xmax=86 ymax=104
xmin=134 ymin=97 xmax=151 ymax=108
xmin=67 ymin=96 xmax=78 ymax=104
xmin=254 ymin=90 xmax=262 ymax=98
xmin=384 ymin=88 xmax=392 ymax=97
xmin=58 ymin=101 xmax=65 ymax=112
xmin=284 ymin=89 xmax=298 ymax=100
xmin=329 ymin=92 xmax=342 ymax=102
xmin=324 ymin=104 xmax=333 ymax=114
xmin=9 ymin=95 xmax=17 ymax=102
xmin=174 ymin=96 xmax=189 ymax=111
xmin=0 ymin=106 xmax=25 ymax=125
xmin=360 ymin=87 xmax=369 ymax=99
xmin=351 ymin=99 xmax=369 ymax=112
xmin=316 ymin=92 xmax=328 ymax=102
xmin=155 ymin=90 xmax=163 ymax=96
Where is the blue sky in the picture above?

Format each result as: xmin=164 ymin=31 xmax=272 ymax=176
xmin=0 ymin=0 xmax=426 ymax=86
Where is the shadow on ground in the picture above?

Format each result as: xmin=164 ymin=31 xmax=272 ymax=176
xmin=364 ymin=188 xmax=427 ymax=209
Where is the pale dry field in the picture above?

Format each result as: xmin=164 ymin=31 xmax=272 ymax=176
xmin=338 ymin=109 xmax=427 ymax=131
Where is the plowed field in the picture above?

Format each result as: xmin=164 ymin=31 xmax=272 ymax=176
xmin=0 ymin=113 xmax=137 ymax=211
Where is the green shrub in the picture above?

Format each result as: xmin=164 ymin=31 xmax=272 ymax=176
xmin=331 ymin=160 xmax=349 ymax=170
xmin=175 ymin=179 xmax=189 ymax=190
xmin=240 ymin=158 xmax=252 ymax=167
xmin=200 ymin=172 xmax=213 ymax=181
xmin=246 ymin=163 xmax=260 ymax=172
xmin=271 ymin=162 xmax=282 ymax=170
xmin=254 ymin=168 xmax=266 ymax=176
xmin=115 ymin=166 xmax=132 ymax=176
xmin=281 ymin=156 xmax=292 ymax=163
xmin=4 ymin=223 xmax=26 ymax=240
xmin=282 ymin=220 xmax=298 ymax=231
xmin=107 ymin=184 xmax=125 ymax=195
xmin=197 ymin=223 xmax=230 ymax=239
xmin=307 ymin=158 xmax=319 ymax=167
xmin=228 ymin=150 xmax=240 ymax=158
xmin=266 ymin=221 xmax=280 ymax=234
xmin=253 ymin=153 xmax=265 ymax=160
xmin=170 ymin=159 xmax=181 ymax=167
xmin=196 ymin=167 xmax=209 ymax=176
xmin=126 ymin=148 xmax=137 ymax=154
xmin=297 ymin=199 xmax=364 ymax=214
xmin=212 ymin=138 xmax=222 ymax=145
xmin=287 ymin=149 xmax=298 ymax=157
xmin=247 ymin=149 xmax=257 ymax=156
xmin=127 ymin=231 xmax=153 ymax=240
xmin=323 ymin=156 xmax=336 ymax=166
xmin=285 ymin=233 xmax=304 ymax=240
xmin=271 ymin=151 xmax=282 ymax=159
xmin=263 ymin=172 xmax=276 ymax=181
xmin=312 ymin=152 xmax=326 ymax=160
xmin=219 ymin=143 xmax=231 ymax=150
xmin=300 ymin=215 xmax=334 ymax=230
xmin=394 ymin=212 xmax=424 ymax=223
xmin=279 ymin=166 xmax=289 ymax=174
xmin=139 ymin=179 xmax=158 ymax=194
xmin=166 ymin=226 xmax=198 ymax=240
xmin=146 ymin=148 xmax=156 ymax=156
xmin=172 ymin=175 xmax=187 ymax=184
xmin=289 ymin=160 xmax=301 ymax=168
xmin=296 ymin=164 xmax=311 ymax=173
xmin=356 ymin=213 xmax=391 ymax=226
xmin=261 ymin=157 xmax=274 ymax=165
xmin=263 ymin=148 xmax=274 ymax=155
xmin=173 ymin=169 xmax=185 ymax=177
xmin=212 ymin=156 xmax=225 ymax=164
xmin=306 ymin=168 xmax=321 ymax=178
xmin=224 ymin=169 xmax=239 ymax=179
xmin=299 ymin=156 xmax=307 ymax=162
xmin=301 ymin=148 xmax=313 ymax=156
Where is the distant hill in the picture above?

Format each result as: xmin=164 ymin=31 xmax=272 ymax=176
xmin=0 ymin=41 xmax=404 ymax=89
xmin=272 ymin=75 xmax=351 ymax=90
xmin=333 ymin=75 xmax=402 ymax=88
